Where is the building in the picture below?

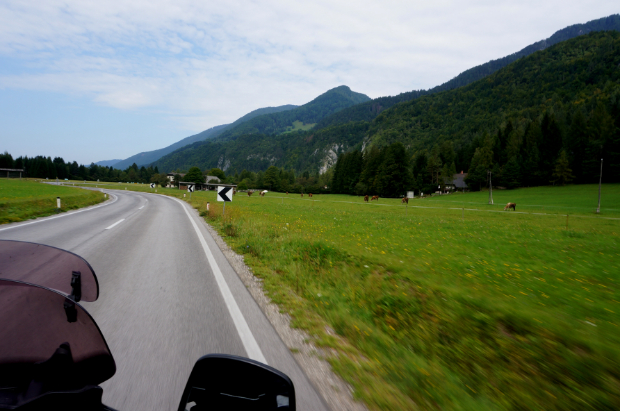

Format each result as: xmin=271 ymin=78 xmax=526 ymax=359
xmin=451 ymin=171 xmax=468 ymax=191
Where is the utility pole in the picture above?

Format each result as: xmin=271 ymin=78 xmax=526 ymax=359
xmin=488 ymin=170 xmax=493 ymax=205
xmin=596 ymin=158 xmax=603 ymax=214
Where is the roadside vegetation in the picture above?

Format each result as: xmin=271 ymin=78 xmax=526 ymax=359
xmin=0 ymin=179 xmax=106 ymax=224
xmin=89 ymin=182 xmax=619 ymax=410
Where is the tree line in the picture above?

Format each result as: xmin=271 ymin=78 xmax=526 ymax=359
xmin=331 ymin=93 xmax=620 ymax=197
xmin=0 ymin=153 xmax=169 ymax=185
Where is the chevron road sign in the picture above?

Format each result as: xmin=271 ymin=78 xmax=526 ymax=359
xmin=187 ymin=184 xmax=195 ymax=193
xmin=150 ymin=183 xmax=155 ymax=188
xmin=217 ymin=186 xmax=233 ymax=202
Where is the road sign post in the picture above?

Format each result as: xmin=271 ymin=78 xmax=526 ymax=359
xmin=188 ymin=184 xmax=195 ymax=199
xmin=217 ymin=186 xmax=233 ymax=216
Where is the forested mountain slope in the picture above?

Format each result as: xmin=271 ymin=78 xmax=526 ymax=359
xmin=154 ymin=31 xmax=620 ymax=187
xmin=313 ymin=14 xmax=620 ymax=130
xmin=112 ymin=104 xmax=297 ymax=169
xmin=212 ymin=85 xmax=370 ymax=140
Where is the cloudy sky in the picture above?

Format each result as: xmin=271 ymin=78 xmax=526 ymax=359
xmin=1 ymin=1 xmax=618 ymax=164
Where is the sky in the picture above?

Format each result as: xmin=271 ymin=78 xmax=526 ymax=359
xmin=1 ymin=1 xmax=618 ymax=165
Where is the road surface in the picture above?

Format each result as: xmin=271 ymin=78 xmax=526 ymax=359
xmin=0 ymin=189 xmax=329 ymax=410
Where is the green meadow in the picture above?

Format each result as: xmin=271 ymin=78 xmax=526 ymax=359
xmin=81 ymin=183 xmax=620 ymax=410
xmin=0 ymin=179 xmax=106 ymax=224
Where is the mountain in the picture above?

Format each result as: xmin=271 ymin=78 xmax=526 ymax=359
xmin=153 ymin=86 xmax=370 ymax=171
xmin=110 ymin=105 xmax=297 ymax=170
xmin=95 ymin=159 xmax=122 ymax=167
xmin=313 ymin=14 xmax=620 ymax=131
xmin=153 ymin=30 xmax=620 ymax=179
xmin=212 ymin=86 xmax=370 ymax=140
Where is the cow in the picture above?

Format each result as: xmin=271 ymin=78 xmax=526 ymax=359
xmin=233 ymin=189 xmax=237 ymax=196
xmin=308 ymin=193 xmax=313 ymax=198
xmin=371 ymin=195 xmax=379 ymax=201
xmin=286 ymin=192 xmax=288 ymax=195
xmin=504 ymin=202 xmax=516 ymax=211
xmin=402 ymin=197 xmax=409 ymax=204
xmin=301 ymin=193 xmax=304 ymax=197
xmin=247 ymin=191 xmax=253 ymax=197
xmin=364 ymin=195 xmax=369 ymax=202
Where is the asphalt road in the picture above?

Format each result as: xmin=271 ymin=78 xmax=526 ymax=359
xmin=0 ymin=189 xmax=329 ymax=411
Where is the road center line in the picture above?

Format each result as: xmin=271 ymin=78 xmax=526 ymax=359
xmin=105 ymin=219 xmax=125 ymax=230
xmin=169 ymin=196 xmax=267 ymax=364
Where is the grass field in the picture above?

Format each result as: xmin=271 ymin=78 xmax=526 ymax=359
xmin=0 ymin=179 xmax=107 ymax=224
xmin=283 ymin=120 xmax=317 ymax=133
xmin=77 ymin=183 xmax=620 ymax=410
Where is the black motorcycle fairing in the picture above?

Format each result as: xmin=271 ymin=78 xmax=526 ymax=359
xmin=0 ymin=280 xmax=115 ymax=395
xmin=0 ymin=240 xmax=99 ymax=301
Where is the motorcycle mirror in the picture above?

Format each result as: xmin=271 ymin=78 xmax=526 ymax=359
xmin=177 ymin=354 xmax=295 ymax=411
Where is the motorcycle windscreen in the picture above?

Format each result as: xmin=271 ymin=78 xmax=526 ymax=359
xmin=0 ymin=240 xmax=98 ymax=301
xmin=0 ymin=280 xmax=115 ymax=387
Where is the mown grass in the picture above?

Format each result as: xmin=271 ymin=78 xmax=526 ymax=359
xmin=0 ymin=179 xmax=106 ymax=224
xmin=282 ymin=120 xmax=316 ymax=133
xmin=86 ymin=183 xmax=620 ymax=410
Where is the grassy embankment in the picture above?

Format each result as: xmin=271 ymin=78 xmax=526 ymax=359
xmin=82 ymin=183 xmax=620 ymax=410
xmin=0 ymin=179 xmax=107 ymax=224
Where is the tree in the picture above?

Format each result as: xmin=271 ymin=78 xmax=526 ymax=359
xmin=551 ymin=150 xmax=574 ymax=186
xmin=184 ymin=167 xmax=205 ymax=183
xmin=502 ymin=156 xmax=522 ymax=189
xmin=374 ymin=142 xmax=411 ymax=197
xmin=263 ymin=166 xmax=280 ymax=190
xmin=208 ymin=168 xmax=226 ymax=180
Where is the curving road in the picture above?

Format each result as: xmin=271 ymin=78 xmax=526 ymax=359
xmin=0 ymin=189 xmax=329 ymax=411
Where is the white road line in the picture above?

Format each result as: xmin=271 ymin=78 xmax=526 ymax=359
xmin=105 ymin=219 xmax=125 ymax=230
xmin=0 ymin=193 xmax=118 ymax=232
xmin=139 ymin=206 xmax=144 ymax=209
xmin=170 ymin=196 xmax=267 ymax=364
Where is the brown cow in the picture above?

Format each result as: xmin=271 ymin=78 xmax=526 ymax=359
xmin=371 ymin=195 xmax=379 ymax=201
xmin=233 ymin=189 xmax=237 ymax=196
xmin=301 ymin=193 xmax=304 ymax=197
xmin=260 ymin=191 xmax=265 ymax=197
xmin=308 ymin=193 xmax=313 ymax=198
xmin=286 ymin=192 xmax=288 ymax=195
xmin=247 ymin=191 xmax=253 ymax=197
xmin=402 ymin=197 xmax=408 ymax=204
xmin=364 ymin=195 xmax=369 ymax=202
xmin=504 ymin=202 xmax=516 ymax=211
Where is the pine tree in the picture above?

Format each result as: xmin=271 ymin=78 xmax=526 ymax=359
xmin=374 ymin=142 xmax=411 ymax=197
xmin=502 ymin=156 xmax=522 ymax=189
xmin=551 ymin=150 xmax=574 ymax=185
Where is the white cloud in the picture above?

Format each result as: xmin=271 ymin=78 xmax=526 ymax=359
xmin=0 ymin=0 xmax=618 ymax=135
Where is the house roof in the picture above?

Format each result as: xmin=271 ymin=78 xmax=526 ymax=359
xmin=452 ymin=173 xmax=468 ymax=188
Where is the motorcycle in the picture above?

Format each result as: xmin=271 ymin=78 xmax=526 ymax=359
xmin=0 ymin=240 xmax=295 ymax=410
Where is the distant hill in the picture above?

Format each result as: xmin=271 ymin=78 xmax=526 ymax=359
xmin=213 ymin=85 xmax=370 ymax=140
xmin=313 ymin=14 xmax=620 ymax=130
xmin=110 ymin=104 xmax=297 ymax=170
xmin=153 ymin=86 xmax=370 ymax=171
xmin=95 ymin=159 xmax=122 ymax=167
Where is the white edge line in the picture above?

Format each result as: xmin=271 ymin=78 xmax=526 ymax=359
xmin=170 ymin=196 xmax=267 ymax=364
xmin=0 ymin=192 xmax=118 ymax=232
xmin=105 ymin=219 xmax=125 ymax=230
